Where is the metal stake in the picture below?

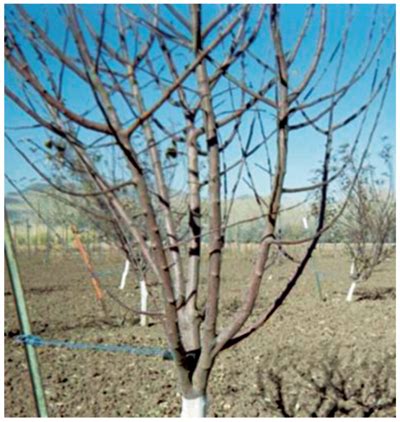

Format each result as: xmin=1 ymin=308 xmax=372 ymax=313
xmin=5 ymin=214 xmax=48 ymax=417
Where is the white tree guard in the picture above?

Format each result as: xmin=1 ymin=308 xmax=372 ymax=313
xmin=119 ymin=259 xmax=130 ymax=290
xmin=302 ymin=216 xmax=309 ymax=230
xmin=346 ymin=281 xmax=357 ymax=302
xmin=181 ymin=396 xmax=207 ymax=417
xmin=140 ymin=280 xmax=148 ymax=327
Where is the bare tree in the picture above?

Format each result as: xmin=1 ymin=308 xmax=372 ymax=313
xmin=5 ymin=4 xmax=394 ymax=416
xmin=338 ymin=144 xmax=395 ymax=302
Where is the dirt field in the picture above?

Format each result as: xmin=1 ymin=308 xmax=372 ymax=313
xmin=4 ymin=246 xmax=396 ymax=417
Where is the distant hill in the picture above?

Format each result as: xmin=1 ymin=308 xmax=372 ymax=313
xmin=21 ymin=182 xmax=49 ymax=193
xmin=5 ymin=184 xmax=62 ymax=225
xmin=4 ymin=195 xmax=23 ymax=205
xmin=5 ymin=182 xmax=312 ymax=241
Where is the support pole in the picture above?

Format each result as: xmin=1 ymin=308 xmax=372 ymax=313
xmin=26 ymin=219 xmax=31 ymax=257
xmin=71 ymin=225 xmax=109 ymax=320
xmin=5 ymin=214 xmax=48 ymax=417
xmin=302 ymin=217 xmax=324 ymax=301
xmin=13 ymin=223 xmax=18 ymax=254
xmin=35 ymin=224 xmax=39 ymax=253
xmin=44 ymin=225 xmax=51 ymax=264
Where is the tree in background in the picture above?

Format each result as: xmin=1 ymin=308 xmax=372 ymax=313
xmin=5 ymin=4 xmax=394 ymax=416
xmin=338 ymin=143 xmax=395 ymax=302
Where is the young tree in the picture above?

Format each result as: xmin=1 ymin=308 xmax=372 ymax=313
xmin=5 ymin=4 xmax=394 ymax=416
xmin=338 ymin=145 xmax=395 ymax=302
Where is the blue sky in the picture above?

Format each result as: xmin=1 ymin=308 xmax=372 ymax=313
xmin=4 ymin=4 xmax=396 ymax=201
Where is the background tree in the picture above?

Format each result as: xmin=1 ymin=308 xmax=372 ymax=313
xmin=5 ymin=4 xmax=394 ymax=416
xmin=338 ymin=143 xmax=395 ymax=302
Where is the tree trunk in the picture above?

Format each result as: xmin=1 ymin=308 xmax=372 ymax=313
xmin=181 ymin=395 xmax=207 ymax=417
xmin=119 ymin=259 xmax=130 ymax=290
xmin=139 ymin=280 xmax=148 ymax=327
xmin=346 ymin=281 xmax=357 ymax=302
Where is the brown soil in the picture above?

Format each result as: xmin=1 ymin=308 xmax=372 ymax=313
xmin=4 ymin=246 xmax=396 ymax=417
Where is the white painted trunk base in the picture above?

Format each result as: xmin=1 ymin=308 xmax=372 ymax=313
xmin=140 ymin=280 xmax=148 ymax=327
xmin=346 ymin=281 xmax=357 ymax=302
xmin=350 ymin=261 xmax=355 ymax=276
xmin=181 ymin=396 xmax=207 ymax=417
xmin=119 ymin=259 xmax=130 ymax=290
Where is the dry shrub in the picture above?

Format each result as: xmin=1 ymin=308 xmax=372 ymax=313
xmin=256 ymin=348 xmax=395 ymax=417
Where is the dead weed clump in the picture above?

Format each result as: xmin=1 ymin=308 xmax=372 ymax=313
xmin=256 ymin=347 xmax=395 ymax=417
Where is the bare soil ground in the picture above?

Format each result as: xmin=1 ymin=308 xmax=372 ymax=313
xmin=4 ymin=245 xmax=396 ymax=417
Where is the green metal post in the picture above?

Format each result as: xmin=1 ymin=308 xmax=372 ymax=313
xmin=303 ymin=217 xmax=324 ymax=301
xmin=5 ymin=215 xmax=48 ymax=417
xmin=26 ymin=219 xmax=31 ymax=257
xmin=310 ymin=258 xmax=323 ymax=301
